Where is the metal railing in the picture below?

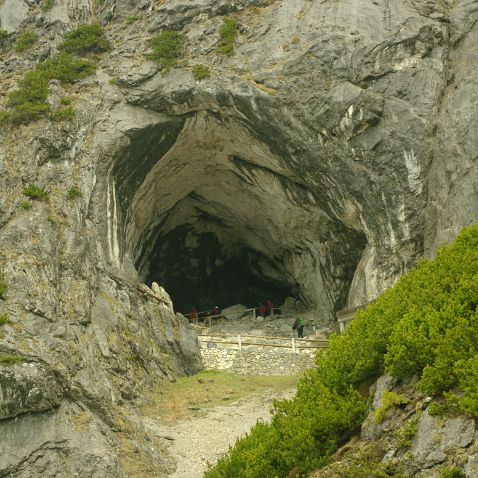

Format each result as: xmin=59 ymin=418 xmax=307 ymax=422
xmin=198 ymin=332 xmax=328 ymax=353
xmin=185 ymin=306 xmax=282 ymax=327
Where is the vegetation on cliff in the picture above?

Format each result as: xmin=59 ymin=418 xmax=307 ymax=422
xmin=1 ymin=24 xmax=107 ymax=124
xmin=147 ymin=30 xmax=184 ymax=69
xmin=206 ymin=222 xmax=478 ymax=477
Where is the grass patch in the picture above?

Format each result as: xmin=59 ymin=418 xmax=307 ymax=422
xmin=15 ymin=30 xmax=39 ymax=52
xmin=0 ymin=272 xmax=6 ymax=299
xmin=394 ymin=411 xmax=421 ymax=448
xmin=0 ymin=313 xmax=11 ymax=325
xmin=192 ymin=64 xmax=210 ymax=80
xmin=58 ymin=23 xmax=109 ymax=55
xmin=439 ymin=466 xmax=465 ymax=478
xmin=20 ymin=200 xmax=32 ymax=209
xmin=217 ymin=17 xmax=238 ymax=56
xmin=0 ymin=355 xmax=23 ymax=364
xmin=142 ymin=370 xmax=301 ymax=424
xmin=51 ymin=106 xmax=75 ymax=122
xmin=374 ymin=391 xmax=409 ymax=423
xmin=127 ymin=15 xmax=139 ymax=24
xmin=40 ymin=0 xmax=54 ymax=12
xmin=147 ymin=30 xmax=184 ymax=69
xmin=67 ymin=185 xmax=81 ymax=199
xmin=23 ymin=184 xmax=48 ymax=200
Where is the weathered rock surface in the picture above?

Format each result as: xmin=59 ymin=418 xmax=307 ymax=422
xmin=0 ymin=0 xmax=478 ymax=475
xmin=411 ymin=410 xmax=475 ymax=469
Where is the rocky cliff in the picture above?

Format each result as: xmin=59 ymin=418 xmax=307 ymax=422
xmin=0 ymin=0 xmax=477 ymax=476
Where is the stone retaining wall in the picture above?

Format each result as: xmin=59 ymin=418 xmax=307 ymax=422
xmin=199 ymin=336 xmax=320 ymax=375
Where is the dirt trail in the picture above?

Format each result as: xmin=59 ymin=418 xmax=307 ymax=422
xmin=141 ymin=388 xmax=295 ymax=478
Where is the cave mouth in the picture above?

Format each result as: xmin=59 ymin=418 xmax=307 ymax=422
xmin=143 ymin=227 xmax=294 ymax=314
xmin=112 ymin=110 xmax=367 ymax=323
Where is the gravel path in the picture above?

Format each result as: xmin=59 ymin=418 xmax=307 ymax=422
xmin=142 ymin=388 xmax=295 ymax=478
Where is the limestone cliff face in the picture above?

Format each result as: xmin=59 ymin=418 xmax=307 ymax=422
xmin=0 ymin=0 xmax=477 ymax=476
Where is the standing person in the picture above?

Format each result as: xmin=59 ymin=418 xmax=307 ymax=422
xmin=258 ymin=302 xmax=267 ymax=317
xmin=188 ymin=307 xmax=198 ymax=323
xmin=212 ymin=306 xmax=221 ymax=319
xmin=292 ymin=317 xmax=304 ymax=338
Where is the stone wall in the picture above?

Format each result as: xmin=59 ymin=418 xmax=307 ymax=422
xmin=199 ymin=335 xmax=321 ymax=375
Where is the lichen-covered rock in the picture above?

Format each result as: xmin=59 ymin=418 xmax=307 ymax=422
xmin=411 ymin=410 xmax=476 ymax=469
xmin=0 ymin=362 xmax=62 ymax=420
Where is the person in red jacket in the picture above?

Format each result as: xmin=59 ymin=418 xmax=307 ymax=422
xmin=188 ymin=307 xmax=198 ymax=323
xmin=212 ymin=306 xmax=221 ymax=318
xmin=258 ymin=302 xmax=267 ymax=317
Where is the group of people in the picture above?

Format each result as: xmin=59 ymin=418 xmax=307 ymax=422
xmin=187 ymin=301 xmax=278 ymax=324
xmin=257 ymin=300 xmax=275 ymax=317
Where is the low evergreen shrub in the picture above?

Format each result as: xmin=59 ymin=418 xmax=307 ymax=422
xmin=205 ymin=222 xmax=478 ymax=477
xmin=51 ymin=106 xmax=75 ymax=122
xmin=0 ymin=355 xmax=23 ymax=364
xmin=67 ymin=185 xmax=81 ymax=199
xmin=0 ymin=272 xmax=6 ymax=299
xmin=37 ymin=52 xmax=96 ymax=82
xmin=58 ymin=23 xmax=109 ymax=54
xmin=147 ymin=30 xmax=184 ymax=69
xmin=374 ymin=391 xmax=409 ymax=423
xmin=126 ymin=15 xmax=139 ymax=24
xmin=40 ymin=0 xmax=54 ymax=12
xmin=0 ymin=313 xmax=11 ymax=325
xmin=192 ymin=64 xmax=210 ymax=80
xmin=439 ymin=466 xmax=465 ymax=478
xmin=15 ymin=30 xmax=38 ymax=52
xmin=23 ymin=184 xmax=48 ymax=200
xmin=217 ymin=17 xmax=238 ymax=56
xmin=20 ymin=200 xmax=32 ymax=209
xmin=5 ymin=53 xmax=95 ymax=123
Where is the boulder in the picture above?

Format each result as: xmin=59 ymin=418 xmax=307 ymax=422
xmin=221 ymin=304 xmax=249 ymax=320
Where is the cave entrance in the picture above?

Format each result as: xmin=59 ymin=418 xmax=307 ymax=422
xmin=111 ymin=110 xmax=367 ymax=323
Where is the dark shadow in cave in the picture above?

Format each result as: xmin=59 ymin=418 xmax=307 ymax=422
xmin=143 ymin=226 xmax=295 ymax=313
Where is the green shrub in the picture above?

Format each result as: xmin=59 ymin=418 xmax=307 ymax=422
xmin=192 ymin=64 xmax=210 ymax=80
xmin=147 ymin=30 xmax=184 ymax=69
xmin=0 ymin=355 xmax=23 ymax=364
xmin=67 ymin=185 xmax=81 ymax=199
xmin=5 ymin=53 xmax=95 ymax=123
xmin=394 ymin=412 xmax=421 ymax=448
xmin=0 ymin=313 xmax=11 ymax=325
xmin=374 ymin=391 xmax=409 ymax=423
xmin=127 ymin=15 xmax=139 ymax=24
xmin=41 ymin=0 xmax=54 ymax=12
xmin=58 ymin=23 xmax=109 ymax=54
xmin=51 ymin=106 xmax=75 ymax=122
xmin=23 ymin=184 xmax=48 ymax=200
xmin=0 ymin=272 xmax=6 ymax=299
xmin=15 ymin=30 xmax=39 ymax=52
xmin=439 ymin=466 xmax=464 ymax=478
xmin=0 ymin=29 xmax=9 ymax=47
xmin=217 ymin=17 xmax=238 ymax=56
xmin=384 ymin=225 xmax=478 ymax=396
xmin=38 ymin=52 xmax=96 ymax=82
xmin=207 ymin=380 xmax=366 ymax=477
xmin=0 ymin=111 xmax=11 ymax=124
xmin=206 ymin=223 xmax=478 ymax=477
xmin=20 ymin=200 xmax=32 ymax=209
